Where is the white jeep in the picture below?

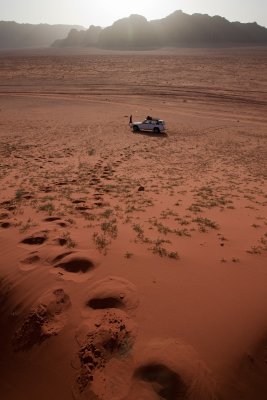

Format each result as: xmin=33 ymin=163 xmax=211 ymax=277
xmin=132 ymin=118 xmax=166 ymax=134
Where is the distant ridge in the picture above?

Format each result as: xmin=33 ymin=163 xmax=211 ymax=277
xmin=53 ymin=10 xmax=267 ymax=49
xmin=0 ymin=21 xmax=85 ymax=49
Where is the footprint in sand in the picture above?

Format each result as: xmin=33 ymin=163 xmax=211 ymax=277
xmin=12 ymin=288 xmax=71 ymax=351
xmin=84 ymin=276 xmax=139 ymax=316
xmin=94 ymin=187 xmax=104 ymax=195
xmin=91 ymin=179 xmax=101 ymax=185
xmin=44 ymin=216 xmax=70 ymax=228
xmin=20 ymin=231 xmax=49 ymax=246
xmin=19 ymin=252 xmax=41 ymax=271
xmin=40 ymin=186 xmax=53 ymax=193
xmin=75 ymin=205 xmax=90 ymax=212
xmin=57 ymin=221 xmax=69 ymax=228
xmin=52 ymin=251 xmax=75 ymax=264
xmin=73 ymin=309 xmax=137 ymax=398
xmin=126 ymin=339 xmax=218 ymax=400
xmin=55 ymin=257 xmax=94 ymax=273
xmin=72 ymin=200 xmax=86 ymax=205
xmin=0 ymin=200 xmax=16 ymax=211
xmin=56 ymin=181 xmax=68 ymax=186
xmin=93 ymin=194 xmax=104 ymax=201
xmin=133 ymin=364 xmax=188 ymax=400
xmin=44 ymin=216 xmax=62 ymax=222
xmin=100 ymin=173 xmax=111 ymax=179
xmin=72 ymin=277 xmax=140 ymax=398
xmin=53 ymin=253 xmax=97 ymax=281
xmin=0 ymin=212 xmax=10 ymax=220
xmin=0 ymin=221 xmax=11 ymax=228
xmin=94 ymin=201 xmax=109 ymax=208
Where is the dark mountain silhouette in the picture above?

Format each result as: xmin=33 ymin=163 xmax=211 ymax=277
xmin=52 ymin=25 xmax=101 ymax=47
xmin=0 ymin=21 xmax=85 ymax=49
xmin=98 ymin=15 xmax=155 ymax=49
xmin=53 ymin=10 xmax=267 ymax=49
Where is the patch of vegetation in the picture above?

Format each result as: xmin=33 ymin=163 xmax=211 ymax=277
xmin=87 ymin=147 xmax=96 ymax=156
xmin=62 ymin=232 xmax=76 ymax=248
xmin=84 ymin=213 xmax=96 ymax=221
xmin=251 ymin=224 xmax=261 ymax=229
xmin=133 ymin=224 xmax=144 ymax=239
xmin=150 ymin=239 xmax=178 ymax=259
xmin=188 ymin=204 xmax=202 ymax=213
xmin=19 ymin=218 xmax=37 ymax=233
xmin=232 ymin=257 xmax=240 ymax=263
xmin=168 ymin=251 xmax=179 ymax=260
xmin=247 ymin=246 xmax=262 ymax=255
xmin=174 ymin=228 xmax=191 ymax=237
xmin=126 ymin=204 xmax=144 ymax=213
xmin=15 ymin=188 xmax=26 ymax=201
xmin=39 ymin=203 xmax=55 ymax=214
xmin=149 ymin=218 xmax=172 ymax=235
xmin=103 ymin=184 xmax=116 ymax=193
xmin=140 ymin=198 xmax=154 ymax=207
xmin=194 ymin=186 xmax=233 ymax=209
xmin=124 ymin=251 xmax=133 ymax=259
xmin=161 ymin=209 xmax=178 ymax=218
xmin=198 ymin=186 xmax=213 ymax=196
xmin=151 ymin=242 xmax=167 ymax=257
xmin=175 ymin=217 xmax=191 ymax=226
xmin=101 ymin=209 xmax=113 ymax=219
xmin=193 ymin=217 xmax=219 ymax=230
xmin=101 ymin=219 xmax=118 ymax=238
xmin=41 ymin=195 xmax=55 ymax=202
xmin=93 ymin=232 xmax=110 ymax=255
xmin=124 ymin=215 xmax=132 ymax=224
xmin=247 ymin=236 xmax=267 ymax=254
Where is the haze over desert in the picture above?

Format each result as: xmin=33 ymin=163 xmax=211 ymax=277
xmin=0 ymin=13 xmax=267 ymax=400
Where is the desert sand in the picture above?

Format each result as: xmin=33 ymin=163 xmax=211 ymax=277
xmin=0 ymin=47 xmax=266 ymax=400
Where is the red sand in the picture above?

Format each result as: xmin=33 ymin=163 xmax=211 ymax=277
xmin=0 ymin=47 xmax=266 ymax=400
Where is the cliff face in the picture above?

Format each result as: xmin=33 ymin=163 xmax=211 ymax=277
xmin=52 ymin=25 xmax=101 ymax=47
xmin=156 ymin=11 xmax=267 ymax=46
xmin=0 ymin=21 xmax=85 ymax=49
xmin=2 ymin=11 xmax=267 ymax=50
xmin=98 ymin=15 xmax=155 ymax=49
xmin=53 ymin=11 xmax=267 ymax=49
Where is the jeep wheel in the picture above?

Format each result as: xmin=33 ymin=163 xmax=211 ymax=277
xmin=153 ymin=127 xmax=160 ymax=134
xmin=133 ymin=125 xmax=139 ymax=132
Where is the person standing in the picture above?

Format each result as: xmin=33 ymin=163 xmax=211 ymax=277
xmin=129 ymin=114 xmax=132 ymax=125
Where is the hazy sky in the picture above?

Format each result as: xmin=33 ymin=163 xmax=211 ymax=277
xmin=1 ymin=0 xmax=267 ymax=28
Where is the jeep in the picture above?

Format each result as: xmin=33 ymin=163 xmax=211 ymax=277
xmin=132 ymin=118 xmax=166 ymax=134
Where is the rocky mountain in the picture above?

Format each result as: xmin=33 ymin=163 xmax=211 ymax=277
xmin=53 ymin=10 xmax=267 ymax=49
xmin=0 ymin=21 xmax=85 ymax=49
xmin=52 ymin=25 xmax=101 ymax=47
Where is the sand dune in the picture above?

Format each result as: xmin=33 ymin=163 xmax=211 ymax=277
xmin=0 ymin=48 xmax=266 ymax=400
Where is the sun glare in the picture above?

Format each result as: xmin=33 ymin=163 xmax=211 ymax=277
xmin=87 ymin=0 xmax=165 ymax=27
